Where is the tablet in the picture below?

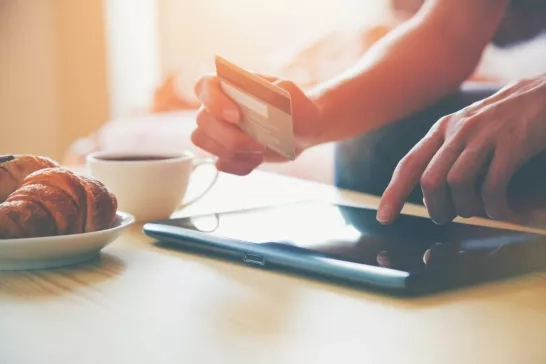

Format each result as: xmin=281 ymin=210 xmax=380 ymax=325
xmin=142 ymin=201 xmax=546 ymax=295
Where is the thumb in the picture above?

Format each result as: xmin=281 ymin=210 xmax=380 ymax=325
xmin=273 ymin=80 xmax=306 ymax=101
xmin=272 ymin=79 xmax=319 ymax=153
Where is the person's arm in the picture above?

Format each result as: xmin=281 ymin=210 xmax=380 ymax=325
xmin=308 ymin=0 xmax=510 ymax=145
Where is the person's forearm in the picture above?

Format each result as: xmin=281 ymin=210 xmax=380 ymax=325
xmin=307 ymin=0 xmax=508 ymax=146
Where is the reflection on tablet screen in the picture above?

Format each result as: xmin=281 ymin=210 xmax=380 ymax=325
xmin=180 ymin=203 xmax=536 ymax=274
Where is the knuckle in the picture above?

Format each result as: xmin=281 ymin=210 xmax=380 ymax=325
xmin=436 ymin=115 xmax=452 ymax=129
xmin=459 ymin=106 xmax=474 ymax=118
xmin=195 ymin=108 xmax=209 ymax=127
xmin=452 ymin=116 xmax=484 ymax=142
xmin=394 ymin=154 xmax=416 ymax=175
xmin=459 ymin=115 xmax=480 ymax=134
xmin=420 ymin=171 xmax=443 ymax=193
xmin=424 ymin=128 xmax=442 ymax=142
xmin=464 ymin=114 xmax=481 ymax=127
xmin=458 ymin=101 xmax=486 ymax=120
xmin=443 ymin=140 xmax=462 ymax=154
xmin=446 ymin=170 xmax=469 ymax=189
xmin=194 ymin=74 xmax=215 ymax=95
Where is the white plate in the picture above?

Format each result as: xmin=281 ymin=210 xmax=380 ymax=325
xmin=0 ymin=211 xmax=135 ymax=270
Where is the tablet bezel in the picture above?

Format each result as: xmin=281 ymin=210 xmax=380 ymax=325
xmin=142 ymin=201 xmax=546 ymax=295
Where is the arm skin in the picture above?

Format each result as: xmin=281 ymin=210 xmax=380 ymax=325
xmin=305 ymin=0 xmax=511 ymax=147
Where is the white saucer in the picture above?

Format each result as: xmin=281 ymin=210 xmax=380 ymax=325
xmin=0 ymin=211 xmax=135 ymax=270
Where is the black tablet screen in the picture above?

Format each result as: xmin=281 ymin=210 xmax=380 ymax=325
xmin=169 ymin=202 xmax=545 ymax=275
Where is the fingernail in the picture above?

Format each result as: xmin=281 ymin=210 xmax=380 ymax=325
xmin=486 ymin=210 xmax=498 ymax=220
xmin=224 ymin=109 xmax=239 ymax=123
xmin=376 ymin=205 xmax=393 ymax=224
xmin=376 ymin=251 xmax=392 ymax=268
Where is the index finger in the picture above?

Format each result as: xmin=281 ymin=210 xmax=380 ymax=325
xmin=377 ymin=133 xmax=443 ymax=224
xmin=194 ymin=75 xmax=241 ymax=123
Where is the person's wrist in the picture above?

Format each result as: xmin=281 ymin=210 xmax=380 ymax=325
xmin=303 ymin=85 xmax=332 ymax=148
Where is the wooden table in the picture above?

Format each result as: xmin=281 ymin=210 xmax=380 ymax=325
xmin=2 ymin=169 xmax=546 ymax=364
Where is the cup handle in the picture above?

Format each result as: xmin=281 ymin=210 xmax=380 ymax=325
xmin=177 ymin=156 xmax=219 ymax=209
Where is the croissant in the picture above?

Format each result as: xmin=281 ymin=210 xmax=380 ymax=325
xmin=0 ymin=154 xmax=59 ymax=202
xmin=0 ymin=167 xmax=118 ymax=239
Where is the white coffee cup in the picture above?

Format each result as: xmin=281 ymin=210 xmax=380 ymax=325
xmin=86 ymin=150 xmax=218 ymax=222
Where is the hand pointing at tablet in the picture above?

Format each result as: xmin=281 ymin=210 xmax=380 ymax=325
xmin=377 ymin=76 xmax=546 ymax=225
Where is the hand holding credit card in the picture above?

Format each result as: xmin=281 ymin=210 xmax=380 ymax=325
xmin=215 ymin=56 xmax=296 ymax=160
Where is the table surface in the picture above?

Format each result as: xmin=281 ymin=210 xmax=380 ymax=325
xmin=2 ymin=168 xmax=546 ymax=364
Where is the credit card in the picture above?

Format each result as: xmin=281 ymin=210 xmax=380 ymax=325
xmin=215 ymin=55 xmax=296 ymax=160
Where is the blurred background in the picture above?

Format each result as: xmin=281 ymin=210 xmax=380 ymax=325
xmin=1 ymin=0 xmax=546 ymax=184
xmin=0 ymin=0 xmax=388 ymax=160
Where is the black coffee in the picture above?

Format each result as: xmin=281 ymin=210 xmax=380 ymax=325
xmin=98 ymin=155 xmax=176 ymax=162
